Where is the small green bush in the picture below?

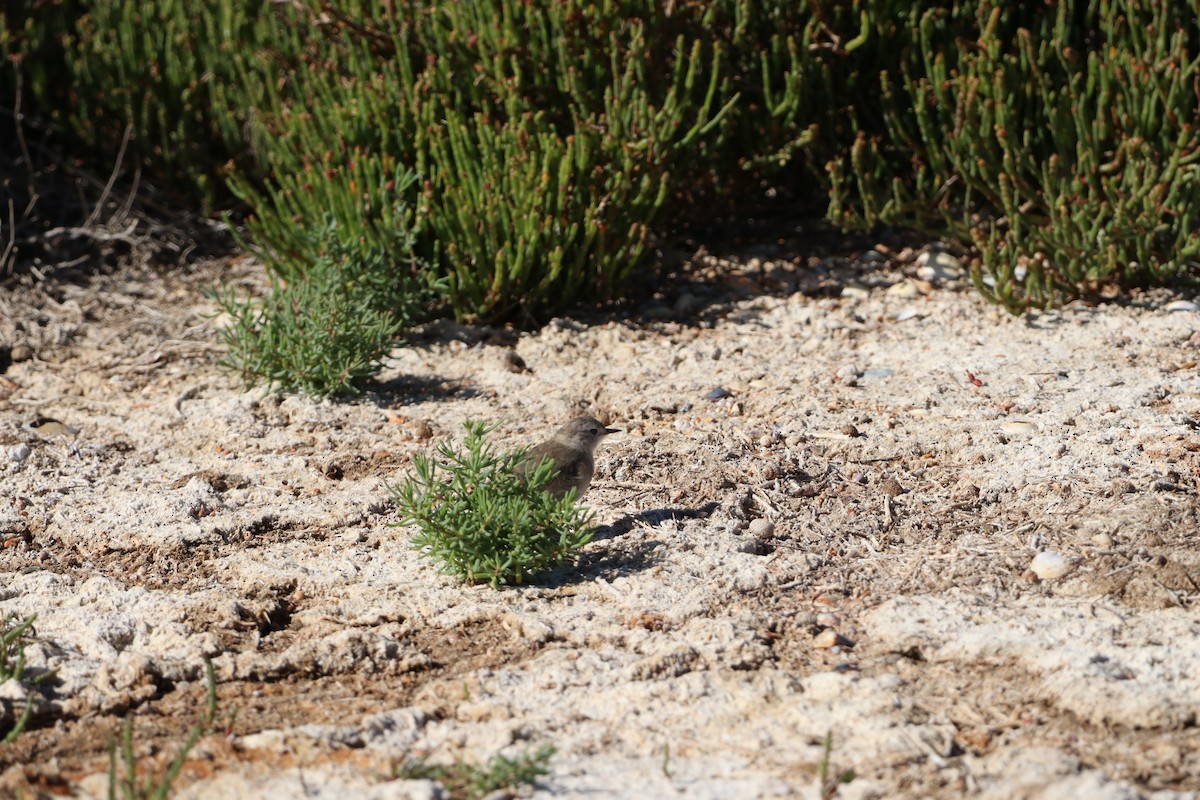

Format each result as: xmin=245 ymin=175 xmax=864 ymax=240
xmin=394 ymin=745 xmax=555 ymax=800
xmin=1 ymin=614 xmax=52 ymax=744
xmin=108 ymin=716 xmax=201 ymax=800
xmin=392 ymin=421 xmax=596 ymax=588
xmin=213 ymin=213 xmax=439 ymax=397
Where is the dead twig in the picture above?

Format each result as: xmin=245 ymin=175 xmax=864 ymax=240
xmin=85 ymin=123 xmax=134 ymax=227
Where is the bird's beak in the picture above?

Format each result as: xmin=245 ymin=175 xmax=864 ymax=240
xmin=603 ymin=427 xmax=620 ymax=435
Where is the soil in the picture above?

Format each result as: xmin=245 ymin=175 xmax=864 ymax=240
xmin=1 ymin=225 xmax=1198 ymax=799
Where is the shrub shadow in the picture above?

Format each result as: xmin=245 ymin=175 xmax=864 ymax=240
xmin=365 ymin=374 xmax=479 ymax=405
xmin=542 ymin=501 xmax=720 ymax=586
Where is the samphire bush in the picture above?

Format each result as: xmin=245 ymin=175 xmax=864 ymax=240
xmin=392 ymin=421 xmax=597 ymax=588
xmin=231 ymin=1 xmax=840 ymax=324
xmin=5 ymin=0 xmax=1197 ymax=353
xmin=4 ymin=1 xmax=844 ymax=322
xmin=826 ymin=0 xmax=1200 ymax=308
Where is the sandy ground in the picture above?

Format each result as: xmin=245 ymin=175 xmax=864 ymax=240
xmin=1 ymin=231 xmax=1198 ymax=799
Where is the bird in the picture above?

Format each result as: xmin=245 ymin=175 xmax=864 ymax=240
xmin=517 ymin=416 xmax=619 ymax=499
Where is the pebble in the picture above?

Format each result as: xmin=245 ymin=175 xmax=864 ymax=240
xmin=835 ymin=364 xmax=860 ymax=386
xmin=841 ymin=284 xmax=870 ymax=298
xmin=813 ymin=629 xmax=853 ymax=649
xmin=1165 ymin=300 xmax=1199 ymax=313
xmin=915 ymin=251 xmax=964 ymax=281
xmin=747 ymin=518 xmax=775 ymax=538
xmin=862 ymin=367 xmax=894 ymax=380
xmin=887 ymin=281 xmax=921 ymax=299
xmin=502 ymin=350 xmax=529 ymax=373
xmin=1031 ymin=551 xmax=1071 ymax=580
xmin=816 ymin=612 xmax=840 ymax=628
xmin=705 ymin=387 xmax=732 ymax=401
xmin=880 ymin=476 xmax=904 ymax=497
xmin=674 ymin=292 xmax=700 ymax=315
xmin=737 ymin=537 xmax=772 ymax=556
xmin=1091 ymin=532 xmax=1114 ymax=548
xmin=8 ymin=443 xmax=31 ymax=465
xmin=1000 ymin=420 xmax=1038 ymax=436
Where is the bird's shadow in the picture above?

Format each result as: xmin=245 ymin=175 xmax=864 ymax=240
xmin=542 ymin=501 xmax=720 ymax=586
xmin=592 ymin=501 xmax=720 ymax=540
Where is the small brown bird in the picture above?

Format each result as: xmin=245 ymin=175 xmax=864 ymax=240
xmin=518 ymin=416 xmax=619 ymax=499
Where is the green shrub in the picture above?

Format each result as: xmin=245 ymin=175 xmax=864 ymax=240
xmin=6 ymin=1 xmax=850 ymax=322
xmin=234 ymin=2 xmax=747 ymax=324
xmin=213 ymin=212 xmax=438 ymax=397
xmin=394 ymin=745 xmax=555 ymax=800
xmin=1 ymin=614 xmax=53 ymax=744
xmin=108 ymin=716 xmax=201 ymax=800
xmin=828 ymin=0 xmax=1200 ymax=309
xmin=392 ymin=421 xmax=596 ymax=588
xmin=3 ymin=0 xmax=276 ymax=210
xmin=16 ymin=0 xmax=1197 ymax=322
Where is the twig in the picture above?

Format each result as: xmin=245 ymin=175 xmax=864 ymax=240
xmin=85 ymin=123 xmax=134 ymax=227
xmin=1 ymin=199 xmax=14 ymax=273
xmin=13 ymin=66 xmax=35 ymax=191
xmin=41 ymin=220 xmax=140 ymax=246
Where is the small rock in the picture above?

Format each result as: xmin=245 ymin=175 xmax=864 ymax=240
xmin=841 ymin=283 xmax=870 ymax=298
xmin=1165 ymin=300 xmax=1199 ymax=312
xmin=733 ymin=564 xmax=769 ymax=591
xmin=1031 ymin=551 xmax=1071 ymax=580
xmin=10 ymin=344 xmax=33 ymax=362
xmin=840 ymin=424 xmax=861 ymax=438
xmin=705 ymin=387 xmax=732 ymax=401
xmin=747 ymin=518 xmax=775 ymax=538
xmin=1091 ymin=532 xmax=1114 ymax=548
xmin=1000 ymin=420 xmax=1038 ymax=436
xmin=502 ymin=350 xmax=529 ymax=373
xmin=674 ymin=292 xmax=700 ymax=315
xmin=813 ymin=629 xmax=854 ymax=649
xmin=887 ymin=282 xmax=921 ymax=299
xmin=815 ymin=612 xmax=840 ymax=628
xmin=862 ymin=367 xmax=894 ymax=380
xmin=7 ymin=443 xmax=31 ymax=465
xmin=915 ymin=250 xmax=964 ymax=281
xmin=880 ymin=476 xmax=904 ymax=497
xmin=0 ymin=677 xmax=32 ymax=703
xmin=835 ymin=364 xmax=860 ymax=386
xmin=737 ymin=537 xmax=772 ymax=555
